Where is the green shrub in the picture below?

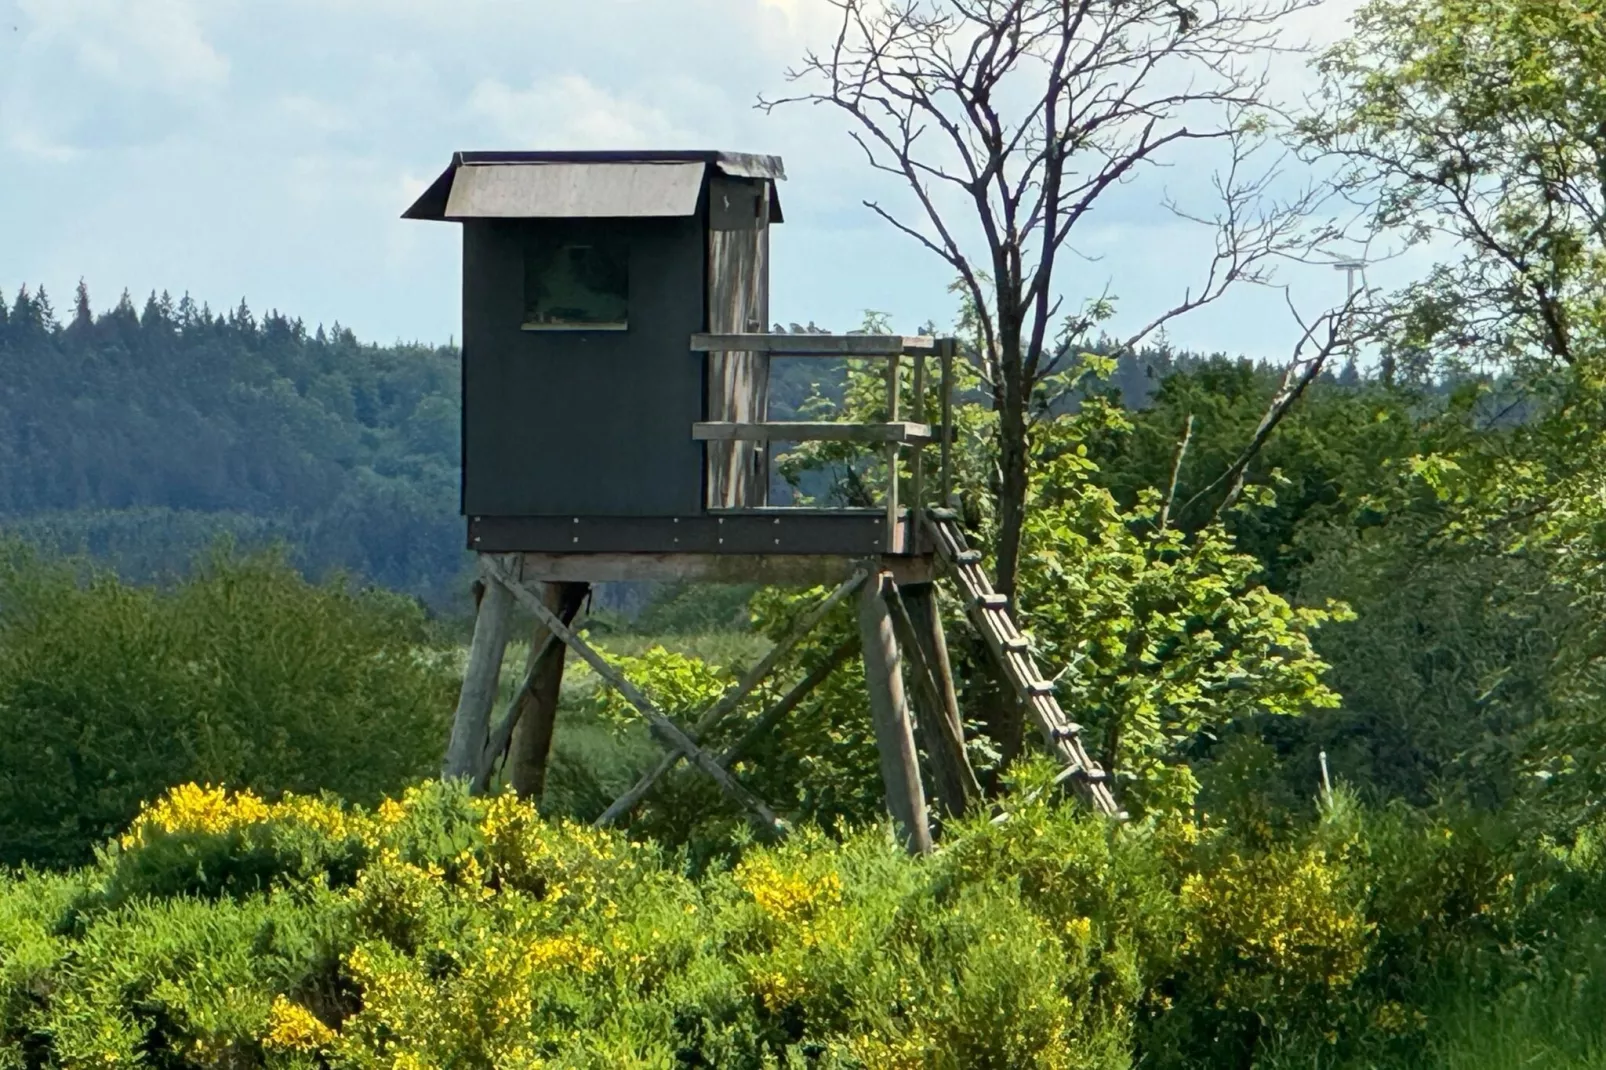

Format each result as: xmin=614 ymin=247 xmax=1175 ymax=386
xmin=0 ymin=542 xmax=455 ymax=869
xmin=10 ymin=779 xmax=1591 ymax=1068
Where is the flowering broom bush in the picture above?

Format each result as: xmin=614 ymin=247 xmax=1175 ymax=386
xmin=5 ymin=777 xmax=1579 ymax=1069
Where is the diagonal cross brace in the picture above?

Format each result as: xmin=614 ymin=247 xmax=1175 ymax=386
xmin=594 ymin=568 xmax=869 ymax=827
xmin=483 ymin=558 xmax=786 ymax=837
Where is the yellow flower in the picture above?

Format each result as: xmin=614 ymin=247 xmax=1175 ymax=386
xmin=262 ymin=995 xmax=337 ymax=1052
xmin=736 ymin=856 xmax=842 ymax=921
xmin=377 ymin=797 xmax=408 ymax=826
xmin=120 ymin=783 xmax=273 ymax=847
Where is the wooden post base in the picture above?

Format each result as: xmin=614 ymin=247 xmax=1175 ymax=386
xmin=507 ymin=581 xmax=589 ymax=799
xmin=443 ymin=572 xmax=514 ymax=780
xmin=858 ymin=571 xmax=934 ymax=856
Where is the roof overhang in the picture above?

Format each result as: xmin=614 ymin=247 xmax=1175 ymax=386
xmin=403 ymin=150 xmax=786 ymax=223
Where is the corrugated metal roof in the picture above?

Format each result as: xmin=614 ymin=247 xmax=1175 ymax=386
xmin=402 ymin=150 xmax=785 ymax=222
xmin=443 ymin=161 xmax=707 ymax=219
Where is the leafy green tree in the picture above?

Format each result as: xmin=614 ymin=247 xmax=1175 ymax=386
xmin=0 ymin=542 xmax=455 ymax=868
xmin=1305 ymin=0 xmax=1606 ymax=825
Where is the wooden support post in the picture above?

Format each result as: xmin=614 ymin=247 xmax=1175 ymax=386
xmin=483 ymin=558 xmax=785 ymax=836
xmin=858 ymin=571 xmax=934 ymax=855
xmin=594 ymin=569 xmax=867 ymax=827
xmin=474 ymin=630 xmax=560 ymax=794
xmin=902 ymin=583 xmax=966 ymax=746
xmin=887 ymin=582 xmax=981 ymax=818
xmin=443 ymin=559 xmax=515 ymax=780
xmin=507 ymin=581 xmax=589 ymax=799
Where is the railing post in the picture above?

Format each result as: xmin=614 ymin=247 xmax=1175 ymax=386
xmin=910 ymin=346 xmax=926 ymax=552
xmin=885 ymin=351 xmax=901 ymax=553
xmin=939 ymin=337 xmax=956 ymax=508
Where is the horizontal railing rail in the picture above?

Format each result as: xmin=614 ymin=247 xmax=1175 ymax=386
xmin=693 ymin=333 xmax=960 ymax=552
xmin=690 ymin=333 xmax=938 ymax=357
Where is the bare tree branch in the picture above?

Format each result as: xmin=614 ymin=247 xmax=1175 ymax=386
xmin=1178 ymin=284 xmax=1364 ymax=523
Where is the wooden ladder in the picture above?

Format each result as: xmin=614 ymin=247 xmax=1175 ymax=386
xmin=923 ymin=509 xmax=1124 ymax=819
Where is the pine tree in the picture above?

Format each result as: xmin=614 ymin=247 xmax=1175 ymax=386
xmin=33 ymin=286 xmax=57 ymax=330
xmin=1337 ymin=355 xmax=1361 ymax=389
xmin=0 ymin=287 xmax=9 ymax=329
xmin=72 ymin=278 xmax=92 ymax=330
xmin=177 ymin=292 xmax=199 ymax=331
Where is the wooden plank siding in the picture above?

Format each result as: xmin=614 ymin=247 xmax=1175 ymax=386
xmin=704 ymin=176 xmax=771 ymax=510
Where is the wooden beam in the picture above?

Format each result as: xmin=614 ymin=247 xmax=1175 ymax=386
xmin=691 ymin=333 xmax=937 ymax=356
xmin=692 ymin=421 xmax=936 ymax=444
xmin=886 ymin=582 xmax=981 ymax=819
xmin=718 ymin=637 xmax=859 ymax=768
xmin=857 ymin=572 xmax=934 ymax=856
xmin=443 ymin=561 xmax=515 ymax=780
xmin=515 ymin=552 xmax=935 ymax=586
xmin=939 ymin=338 xmax=956 ymax=507
xmin=483 ymin=558 xmax=786 ymax=836
xmin=903 ymin=584 xmax=967 ymax=746
xmin=594 ymin=569 xmax=868 ymax=827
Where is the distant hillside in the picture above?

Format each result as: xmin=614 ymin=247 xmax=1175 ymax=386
xmin=0 ymin=283 xmax=1350 ymax=609
xmin=0 ymin=284 xmax=466 ymax=605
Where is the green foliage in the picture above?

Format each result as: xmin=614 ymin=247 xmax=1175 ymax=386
xmin=1014 ymin=408 xmax=1349 ymax=799
xmin=1303 ymin=0 xmax=1606 ymax=830
xmin=0 ymin=541 xmax=455 ymax=870
xmin=1082 ymin=360 xmax=1423 ymax=593
xmin=629 ymin=582 xmax=757 ymax=636
xmin=11 ymin=780 xmax=1593 ymax=1069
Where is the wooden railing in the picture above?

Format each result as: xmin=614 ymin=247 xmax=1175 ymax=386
xmin=690 ymin=333 xmax=959 ymax=552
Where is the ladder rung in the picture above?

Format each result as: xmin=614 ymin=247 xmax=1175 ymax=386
xmin=928 ymin=507 xmax=959 ymax=520
xmin=1049 ymin=723 xmax=1084 ymax=739
xmin=1055 ymin=765 xmax=1107 ymax=785
xmin=1001 ymin=636 xmax=1030 ymax=652
xmin=970 ymin=593 xmax=1009 ymax=610
xmin=953 ymin=549 xmax=983 ymax=564
xmin=1024 ymin=679 xmax=1057 ymax=696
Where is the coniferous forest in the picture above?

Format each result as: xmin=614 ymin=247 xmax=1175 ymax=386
xmin=0 ymin=283 xmax=467 ymax=606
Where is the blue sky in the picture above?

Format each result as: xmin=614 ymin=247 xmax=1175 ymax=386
xmin=0 ymin=0 xmax=1398 ymax=358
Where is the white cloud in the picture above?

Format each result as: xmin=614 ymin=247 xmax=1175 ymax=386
xmin=16 ymin=0 xmax=228 ymax=95
xmin=466 ymin=74 xmax=695 ymax=149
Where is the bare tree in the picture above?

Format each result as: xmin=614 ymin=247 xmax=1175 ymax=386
xmin=764 ymin=0 xmax=1333 ymax=590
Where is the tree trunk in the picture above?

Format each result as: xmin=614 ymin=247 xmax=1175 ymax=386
xmin=990 ymin=321 xmax=1031 ymax=766
xmin=507 ymin=581 xmax=589 ymax=800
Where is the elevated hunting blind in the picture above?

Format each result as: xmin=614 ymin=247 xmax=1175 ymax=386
xmin=405 ymin=150 xmax=1119 ymax=853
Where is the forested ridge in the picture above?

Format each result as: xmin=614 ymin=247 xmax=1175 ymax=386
xmin=0 ymin=281 xmax=1301 ymax=610
xmin=0 ymin=283 xmax=466 ymax=605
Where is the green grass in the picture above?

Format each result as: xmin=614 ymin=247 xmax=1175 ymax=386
xmin=1426 ymin=973 xmax=1606 ymax=1070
